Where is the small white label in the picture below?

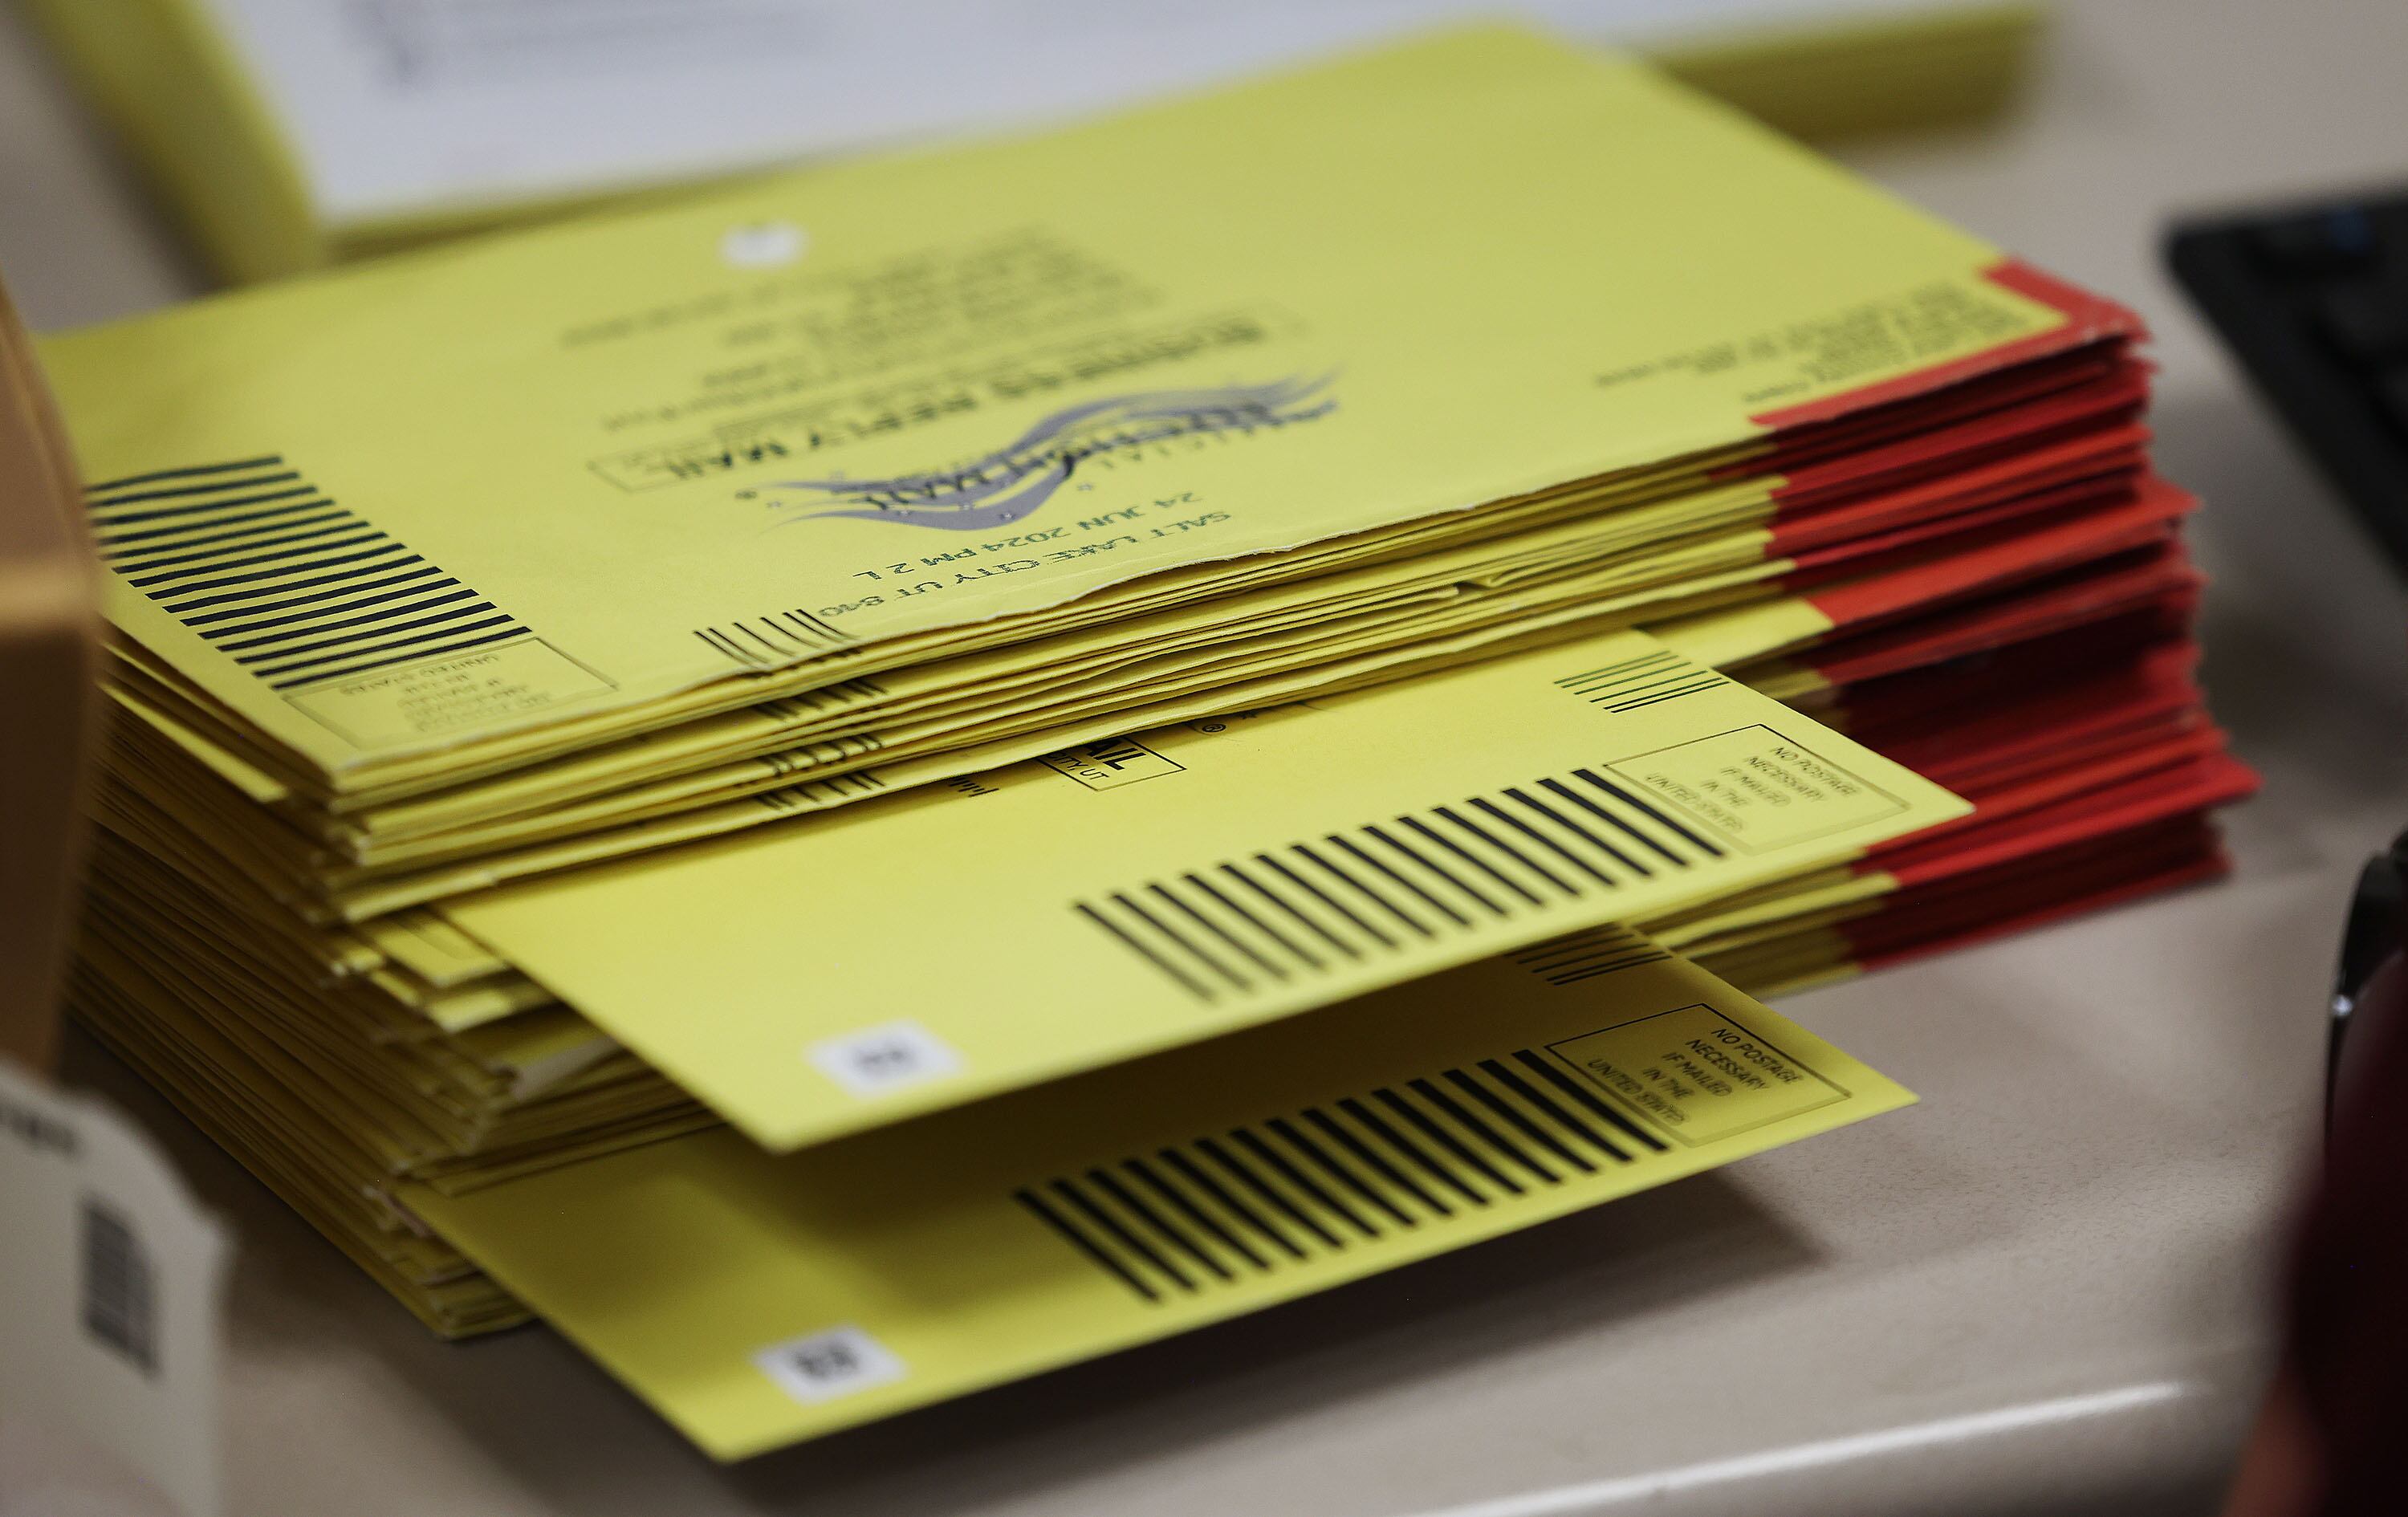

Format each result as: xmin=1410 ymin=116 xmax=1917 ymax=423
xmin=807 ymin=1020 xmax=962 ymax=1096
xmin=720 ymin=220 xmax=807 ymax=268
xmin=751 ymin=1325 xmax=906 ymax=1405
xmin=0 ymin=1059 xmax=229 ymax=1517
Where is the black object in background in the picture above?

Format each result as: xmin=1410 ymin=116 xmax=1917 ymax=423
xmin=2330 ymin=830 xmax=2408 ymax=1128
xmin=2169 ymin=193 xmax=2408 ymax=575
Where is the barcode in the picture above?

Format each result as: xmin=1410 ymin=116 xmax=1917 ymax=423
xmin=1509 ymin=924 xmax=1673 ymax=985
xmin=1072 ymin=767 xmax=1722 ymax=999
xmin=86 ymin=455 xmax=541 ymax=692
xmin=1553 ymin=647 xmax=1723 ymax=712
xmin=1015 ymin=1043 xmax=1668 ymax=1303
xmin=694 ymin=608 xmax=856 ymax=667
xmin=751 ymin=768 xmax=889 ymax=815
xmin=753 ymin=677 xmax=888 ymax=724
xmin=80 ymin=1198 xmax=157 ymax=1375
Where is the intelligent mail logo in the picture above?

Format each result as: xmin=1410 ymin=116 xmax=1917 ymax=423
xmin=750 ymin=375 xmax=1337 ymax=531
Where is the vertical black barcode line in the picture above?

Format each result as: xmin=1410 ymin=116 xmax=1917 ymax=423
xmin=1468 ymin=795 xmax=1616 ymax=889
xmin=95 ymin=483 xmax=316 ymax=527
xmin=1512 ymin=923 xmax=1642 ymax=965
xmin=87 ymin=466 xmax=299 ymax=507
xmin=1588 ymin=672 xmax=1714 ymax=705
xmin=1291 ymin=841 xmax=1431 ymax=939
xmin=1571 ymin=768 xmax=1725 ymax=859
xmin=1338 ymin=1096 xmax=1487 ymax=1208
xmin=1374 ymin=1087 xmax=1523 ymax=1198
xmin=1503 ymin=787 xmax=1652 ymax=877
xmin=1113 ymin=891 xmax=1249 ymax=992
xmin=240 ymin=606 xmax=508 ymax=677
xmin=1534 ymin=776 xmax=1686 ymax=868
xmin=136 ymin=528 xmax=398 ymax=594
xmin=1601 ymin=679 xmax=1726 ymax=713
xmin=1304 ymin=1106 xmax=1452 ymax=1218
xmin=1409 ymin=1076 xmax=1560 ymax=1187
xmin=736 ymin=623 xmax=790 ymax=660
xmin=1512 ymin=926 xmax=1668 ymax=985
xmin=1014 ymin=1186 xmax=1161 ymax=1301
xmin=1230 ymin=1127 xmax=1378 ymax=1240
xmin=1267 ymin=1116 xmax=1417 ymax=1229
xmin=1397 ymin=814 xmax=1539 ymax=906
xmin=1255 ymin=852 xmax=1397 ymax=951
xmin=1183 ymin=871 xmax=1324 ymax=971
xmin=117 ymin=516 xmax=364 ymax=579
xmin=1434 ymin=804 xmax=1576 ymax=898
xmin=100 ymin=498 xmax=336 ymax=555
xmin=1327 ymin=834 xmax=1470 ymax=927
xmin=85 ymin=454 xmax=286 ymax=494
xmin=157 ymin=551 xmax=425 ymax=614
xmin=1541 ymin=953 xmax=1674 ymax=986
xmin=122 ymin=523 xmax=385 ymax=587
xmin=753 ymin=770 xmax=886 ymax=814
xmin=1515 ymin=1049 xmax=1670 ymax=1153
xmin=697 ymin=628 xmax=767 ymax=667
xmin=183 ymin=566 xmax=445 ymax=629
xmin=736 ymin=626 xmax=783 ymax=663
xmin=1072 ymin=901 xmax=1214 ymax=1001
xmin=1053 ymin=1178 xmax=1197 ymax=1294
xmin=1149 ymin=881 xmax=1288 ymax=982
xmin=1123 ymin=1157 xmax=1272 ymax=1272
xmin=1480 ymin=1058 xmax=1633 ymax=1163
xmin=1445 ymin=1068 xmax=1597 ymax=1175
xmin=1583 ymin=674 xmax=1706 ymax=707
xmin=1196 ymin=1135 xmax=1345 ymax=1251
xmin=1515 ymin=938 xmax=1651 ymax=973
xmin=691 ymin=606 xmax=859 ymax=667
xmin=760 ymin=617 xmax=818 ymax=656
xmin=250 ymin=612 xmax=517 ymax=681
xmin=79 ymin=1200 xmax=157 ymax=1376
xmin=1362 ymin=823 xmax=1507 ymax=917
xmin=1576 ymin=669 xmax=1702 ymax=703
xmin=1161 ymin=1147 xmax=1308 ymax=1260
xmin=218 ymin=589 xmax=478 ymax=653
xmin=1221 ymin=861 xmax=1361 ymax=962
xmin=1552 ymin=649 xmax=1677 ymax=691
xmin=1088 ymin=1167 xmax=1235 ymax=1282
xmin=788 ymin=607 xmax=849 ymax=643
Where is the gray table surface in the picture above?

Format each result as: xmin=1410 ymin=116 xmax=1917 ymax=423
xmin=4 ymin=1 xmax=2405 ymax=1512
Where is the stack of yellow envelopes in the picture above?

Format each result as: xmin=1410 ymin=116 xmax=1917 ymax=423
xmin=39 ymin=30 xmax=2245 ymax=1452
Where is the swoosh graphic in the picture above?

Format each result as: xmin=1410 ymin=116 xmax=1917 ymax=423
xmin=755 ymin=375 xmax=1337 ymax=531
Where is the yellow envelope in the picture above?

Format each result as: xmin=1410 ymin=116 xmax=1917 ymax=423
xmin=452 ymin=627 xmax=1962 ymax=1148
xmin=412 ymin=930 xmax=1912 ymax=1458
xmin=41 ymin=28 xmax=2058 ymax=784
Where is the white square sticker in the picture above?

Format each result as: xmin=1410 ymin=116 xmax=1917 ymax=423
xmin=806 ymin=1020 xmax=962 ymax=1096
xmin=751 ymin=1325 xmax=906 ymax=1405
